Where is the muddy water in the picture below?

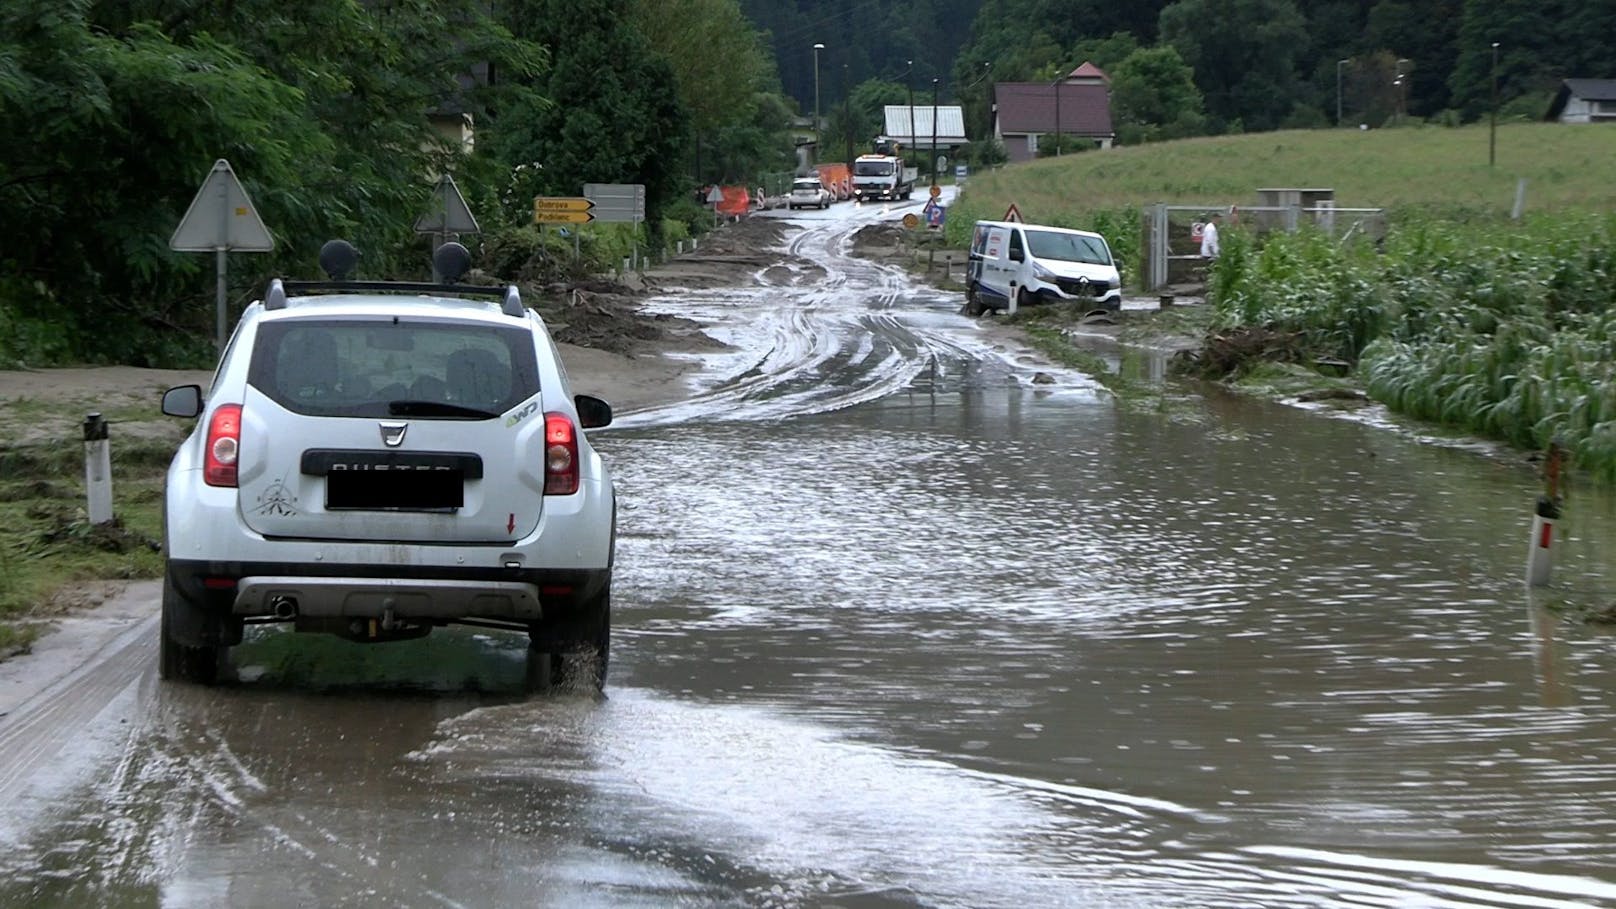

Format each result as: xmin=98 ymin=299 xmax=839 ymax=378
xmin=5 ymin=207 xmax=1616 ymax=907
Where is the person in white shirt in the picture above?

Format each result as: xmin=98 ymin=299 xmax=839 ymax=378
xmin=1200 ymin=211 xmax=1222 ymax=259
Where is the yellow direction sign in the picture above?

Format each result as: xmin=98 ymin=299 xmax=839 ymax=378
xmin=533 ymin=197 xmax=595 ymax=224
xmin=902 ymin=213 xmax=920 ymax=229
xmin=929 ymin=184 xmax=942 ymax=199
xmin=537 ymin=211 xmax=595 ymax=225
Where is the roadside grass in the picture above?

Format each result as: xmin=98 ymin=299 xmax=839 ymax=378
xmin=0 ymin=424 xmax=172 ymax=656
xmin=951 ymin=123 xmax=1616 ymax=231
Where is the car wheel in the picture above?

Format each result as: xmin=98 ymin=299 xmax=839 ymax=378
xmin=1016 ymin=287 xmax=1032 ymax=310
xmin=965 ymin=284 xmax=984 ymax=317
xmin=529 ymin=585 xmax=610 ymax=693
xmin=159 ymin=576 xmax=222 ymax=685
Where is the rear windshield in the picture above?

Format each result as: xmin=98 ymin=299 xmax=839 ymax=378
xmin=854 ymin=161 xmax=894 ymax=176
xmin=248 ymin=317 xmax=540 ymax=418
xmin=793 ymin=180 xmax=822 ymax=191
xmin=1024 ymin=230 xmax=1113 ymax=266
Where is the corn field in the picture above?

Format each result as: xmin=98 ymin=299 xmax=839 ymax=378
xmin=1208 ymin=213 xmax=1616 ymax=484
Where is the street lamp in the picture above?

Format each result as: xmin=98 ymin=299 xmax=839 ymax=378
xmin=1336 ymin=58 xmax=1349 ymax=125
xmin=813 ymin=43 xmax=824 ymax=164
xmin=931 ymin=76 xmax=940 ymax=187
xmin=1490 ymin=42 xmax=1500 ymax=166
xmin=1395 ymin=58 xmax=1410 ymax=122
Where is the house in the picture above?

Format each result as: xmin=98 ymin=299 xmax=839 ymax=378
xmin=1545 ymin=79 xmax=1616 ymax=123
xmin=993 ymin=62 xmax=1115 ymax=162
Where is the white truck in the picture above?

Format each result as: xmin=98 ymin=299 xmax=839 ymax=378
xmin=852 ymin=136 xmax=917 ymax=202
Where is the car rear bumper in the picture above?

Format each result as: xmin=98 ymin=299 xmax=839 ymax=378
xmin=168 ymin=558 xmax=609 ymax=620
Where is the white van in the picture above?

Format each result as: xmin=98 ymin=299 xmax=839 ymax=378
xmin=965 ymin=220 xmax=1123 ymax=316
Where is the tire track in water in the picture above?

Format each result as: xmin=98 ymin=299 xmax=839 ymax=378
xmin=616 ymin=211 xmax=1062 ymax=428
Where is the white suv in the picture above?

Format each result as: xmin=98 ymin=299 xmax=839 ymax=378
xmin=788 ymin=178 xmax=832 ymax=210
xmin=159 ymin=241 xmax=616 ymax=689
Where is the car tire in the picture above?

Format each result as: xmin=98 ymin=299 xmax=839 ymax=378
xmin=1016 ymin=287 xmax=1032 ymax=310
xmin=159 ymin=577 xmax=222 ymax=685
xmin=965 ymin=284 xmax=984 ymax=317
xmin=530 ymin=586 xmax=610 ymax=692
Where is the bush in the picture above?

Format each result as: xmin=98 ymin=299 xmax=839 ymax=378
xmin=1212 ymin=212 xmax=1616 ymax=481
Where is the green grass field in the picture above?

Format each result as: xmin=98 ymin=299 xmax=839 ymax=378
xmin=952 ymin=123 xmax=1616 ymax=232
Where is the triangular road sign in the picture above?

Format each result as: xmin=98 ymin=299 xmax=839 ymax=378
xmin=1003 ymin=202 xmax=1023 ymax=223
xmin=170 ymin=159 xmax=274 ymax=252
xmin=414 ymin=174 xmax=480 ymax=234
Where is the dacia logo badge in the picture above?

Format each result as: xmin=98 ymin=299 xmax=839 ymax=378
xmin=379 ymin=422 xmax=408 ymax=447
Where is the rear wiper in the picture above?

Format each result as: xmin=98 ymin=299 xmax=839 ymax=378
xmin=387 ymin=400 xmax=500 ymax=418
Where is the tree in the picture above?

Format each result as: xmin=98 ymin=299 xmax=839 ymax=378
xmin=1109 ymin=45 xmax=1205 ymax=142
xmin=1448 ymin=0 xmax=1560 ymax=119
xmin=1158 ymin=0 xmax=1311 ymax=132
xmin=635 ymin=0 xmax=790 ymax=183
xmin=0 ymin=0 xmax=544 ymax=365
xmin=493 ymin=0 xmax=688 ymax=238
xmin=1069 ymin=31 xmax=1141 ymax=74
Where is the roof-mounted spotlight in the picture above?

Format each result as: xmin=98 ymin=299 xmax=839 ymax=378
xmin=318 ymin=240 xmax=360 ymax=280
xmin=433 ymin=241 xmax=472 ymax=284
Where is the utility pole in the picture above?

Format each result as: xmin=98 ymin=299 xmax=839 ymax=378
xmin=1052 ymin=70 xmax=1064 ymax=156
xmin=906 ymin=60 xmax=916 ymax=161
xmin=843 ymin=64 xmax=852 ymax=172
xmin=1490 ymin=42 xmax=1500 ymax=167
xmin=1336 ymin=59 xmax=1348 ymax=126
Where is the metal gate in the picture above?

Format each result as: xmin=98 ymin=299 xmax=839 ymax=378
xmin=1142 ymin=203 xmax=1387 ymax=292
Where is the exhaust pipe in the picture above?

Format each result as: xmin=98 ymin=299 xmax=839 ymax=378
xmin=269 ymin=596 xmax=299 ymax=620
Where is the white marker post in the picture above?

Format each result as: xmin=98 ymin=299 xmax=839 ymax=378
xmin=83 ymin=413 xmax=113 ymax=525
xmin=170 ymin=159 xmax=275 ymax=353
xmin=1526 ymin=442 xmax=1565 ymax=588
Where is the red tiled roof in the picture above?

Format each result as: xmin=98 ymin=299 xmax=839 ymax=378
xmin=1069 ymin=62 xmax=1109 ymax=82
xmin=994 ymin=82 xmax=1113 ymax=137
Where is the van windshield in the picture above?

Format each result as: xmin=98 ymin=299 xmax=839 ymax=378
xmin=1025 ymin=230 xmax=1112 ymax=266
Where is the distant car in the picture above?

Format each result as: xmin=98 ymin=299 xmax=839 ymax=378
xmin=157 ymin=240 xmax=617 ymax=690
xmin=964 ymin=219 xmax=1124 ymax=316
xmin=788 ymin=178 xmax=832 ymax=210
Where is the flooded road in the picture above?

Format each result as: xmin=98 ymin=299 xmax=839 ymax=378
xmin=6 ymin=199 xmax=1616 ymax=907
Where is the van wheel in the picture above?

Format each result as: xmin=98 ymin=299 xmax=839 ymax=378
xmin=1017 ymin=287 xmax=1032 ymax=310
xmin=965 ymin=284 xmax=984 ymax=317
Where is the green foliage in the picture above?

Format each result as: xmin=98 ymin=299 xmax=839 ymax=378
xmin=493 ymin=0 xmax=688 ymax=245
xmin=1109 ymin=45 xmax=1205 ymax=143
xmin=1214 ymin=212 xmax=1616 ymax=483
xmin=0 ymin=0 xmax=542 ymax=366
xmin=1157 ymin=0 xmax=1312 ymax=132
xmin=1036 ymin=135 xmax=1098 ymax=156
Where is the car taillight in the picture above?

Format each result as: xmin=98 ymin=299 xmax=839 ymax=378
xmin=204 ymin=404 xmax=243 ymax=488
xmin=544 ymin=412 xmax=579 ymax=495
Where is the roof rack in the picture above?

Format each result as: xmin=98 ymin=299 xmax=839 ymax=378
xmin=262 ymin=278 xmax=525 ymax=318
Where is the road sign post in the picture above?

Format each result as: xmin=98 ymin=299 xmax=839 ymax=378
xmin=415 ymin=174 xmax=480 ymax=281
xmin=169 ymin=159 xmax=275 ymax=354
xmin=586 ymin=184 xmax=648 ymax=268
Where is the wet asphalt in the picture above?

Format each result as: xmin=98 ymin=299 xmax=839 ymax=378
xmin=4 ymin=196 xmax=1616 ymax=907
